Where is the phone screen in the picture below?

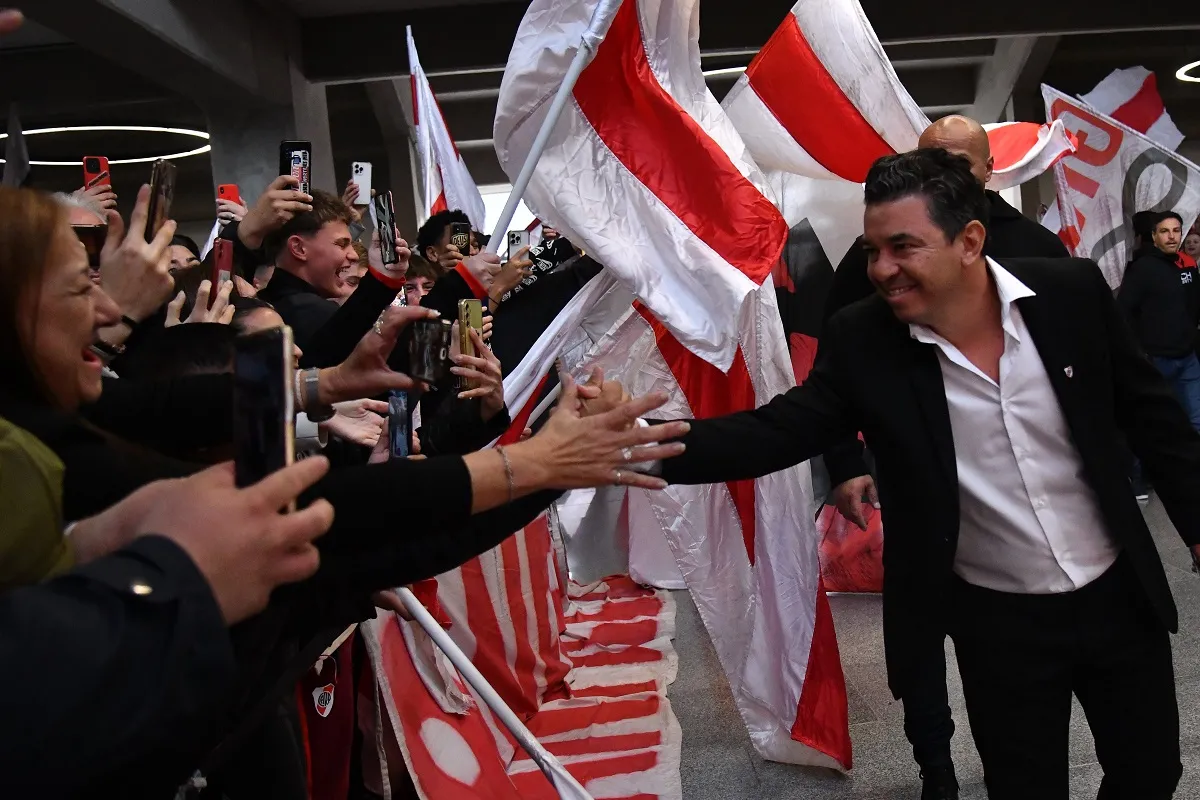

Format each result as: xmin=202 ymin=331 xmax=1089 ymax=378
xmin=388 ymin=390 xmax=410 ymax=460
xmin=233 ymin=327 xmax=296 ymax=489
xmin=145 ymin=159 xmax=177 ymax=242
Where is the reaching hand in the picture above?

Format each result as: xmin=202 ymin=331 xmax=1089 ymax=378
xmin=452 ymin=328 xmax=505 ymax=421
xmin=323 ymin=399 xmax=388 ymax=447
xmin=513 ymin=375 xmax=689 ymax=491
xmin=238 ymin=175 xmax=313 ymax=250
xmin=233 ymin=274 xmax=257 ymax=298
xmin=368 ymin=224 xmax=410 ymax=280
xmin=164 ymin=279 xmax=235 ymax=327
xmin=106 ymin=458 xmax=334 ymax=624
xmin=75 ymin=181 xmax=117 ymax=211
xmin=319 ymin=305 xmax=437 ymax=403
xmin=0 ymin=9 xmax=23 ymax=35
xmin=437 ymin=243 xmax=465 ymax=271
xmin=489 ymin=246 xmax=534 ymax=302
xmin=832 ymin=475 xmax=879 ymax=532
xmin=98 ymin=184 xmax=176 ymax=322
xmin=459 ymin=252 xmax=503 ymax=292
xmin=481 ymin=310 xmax=494 ymax=342
xmin=216 ymin=197 xmax=248 ymax=225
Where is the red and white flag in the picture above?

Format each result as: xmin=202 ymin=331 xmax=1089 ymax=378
xmin=986 ymin=121 xmax=1077 ymax=191
xmin=1042 ymin=84 xmax=1200 ymax=288
xmin=496 ymin=0 xmax=852 ymax=768
xmin=1080 ymin=66 xmax=1185 ymax=151
xmin=408 ymin=26 xmax=486 ymax=230
xmin=493 ymin=0 xmax=786 ymax=372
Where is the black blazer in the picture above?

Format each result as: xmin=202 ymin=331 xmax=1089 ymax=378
xmin=661 ymin=257 xmax=1200 ymax=692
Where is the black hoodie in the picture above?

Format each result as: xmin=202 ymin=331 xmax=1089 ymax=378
xmin=1117 ymin=247 xmax=1200 ymax=358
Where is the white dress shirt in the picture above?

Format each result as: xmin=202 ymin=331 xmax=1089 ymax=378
xmin=909 ymin=258 xmax=1119 ymax=594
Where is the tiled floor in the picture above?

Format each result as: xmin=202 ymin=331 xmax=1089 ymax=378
xmin=670 ymin=495 xmax=1200 ymax=798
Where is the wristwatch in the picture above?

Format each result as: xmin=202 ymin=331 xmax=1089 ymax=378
xmin=300 ymin=368 xmax=335 ymax=422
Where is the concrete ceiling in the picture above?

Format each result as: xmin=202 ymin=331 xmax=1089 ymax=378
xmin=5 ymin=0 xmax=1200 ymax=235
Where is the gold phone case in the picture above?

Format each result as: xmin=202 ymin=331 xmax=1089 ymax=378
xmin=457 ymin=299 xmax=483 ymax=388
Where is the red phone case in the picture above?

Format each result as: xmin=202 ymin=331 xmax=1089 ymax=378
xmin=217 ymin=184 xmax=242 ymax=205
xmin=82 ymin=157 xmax=110 ymax=189
xmin=210 ymin=239 xmax=234 ymax=308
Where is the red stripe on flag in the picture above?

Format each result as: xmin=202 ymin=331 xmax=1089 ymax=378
xmin=513 ymin=731 xmax=662 ymax=760
xmin=570 ymin=645 xmax=665 ymax=668
xmin=1111 ymin=72 xmax=1165 ymax=134
xmin=745 ymin=14 xmax=895 ymax=182
xmin=572 ymin=0 xmax=786 ymax=285
xmin=790 ymin=579 xmax=852 ymax=769
xmin=430 ymin=190 xmax=448 ymax=217
xmin=570 ymin=595 xmax=664 ymax=623
xmin=531 ymin=695 xmax=661 ymax=737
xmin=987 ymin=122 xmax=1041 ymax=172
xmin=501 ymin=535 xmax=542 ymax=710
xmin=638 ymin=305 xmax=758 ymax=563
xmin=572 ymin=680 xmax=659 ymax=699
xmin=525 ymin=517 xmax=572 ymax=703
xmin=571 ymin=576 xmax=656 ymax=602
xmin=563 ymin=619 xmax=659 ymax=650
xmin=459 ymin=557 xmax=530 ymax=715
xmin=500 ymin=372 xmax=551 ymax=445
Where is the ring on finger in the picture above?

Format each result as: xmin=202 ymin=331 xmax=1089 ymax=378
xmin=613 ymin=469 xmax=624 ymax=486
xmin=621 ymin=447 xmax=633 ymax=462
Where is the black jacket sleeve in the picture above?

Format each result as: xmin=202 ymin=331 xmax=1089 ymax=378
xmin=1099 ymin=265 xmax=1200 ymax=547
xmin=218 ymin=220 xmax=267 ymax=275
xmin=0 ymin=536 xmax=235 ymax=797
xmin=817 ymin=240 xmax=874 ymax=487
xmin=417 ymin=398 xmax=511 ymax=457
xmin=661 ymin=314 xmax=859 ymax=485
xmin=298 ymin=271 xmax=401 ymax=369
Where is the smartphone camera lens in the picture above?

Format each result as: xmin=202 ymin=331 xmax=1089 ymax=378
xmin=85 ymin=158 xmax=99 ymax=172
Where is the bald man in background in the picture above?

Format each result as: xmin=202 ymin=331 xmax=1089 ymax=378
xmin=819 ymin=116 xmax=1070 ymax=800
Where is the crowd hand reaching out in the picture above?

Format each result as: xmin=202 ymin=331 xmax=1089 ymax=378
xmin=458 ymin=252 xmax=503 ymax=292
xmin=98 ymin=184 xmax=176 ymax=324
xmin=233 ymin=274 xmax=257 ymax=298
xmin=509 ymin=375 xmax=689 ymax=491
xmin=0 ymin=9 xmax=23 ymax=35
xmin=70 ymin=458 xmax=334 ymax=625
xmin=216 ymin=197 xmax=248 ymax=225
xmin=74 ymin=180 xmax=118 ymax=211
xmin=832 ymin=475 xmax=880 ymax=532
xmin=322 ymin=399 xmax=388 ymax=448
xmin=369 ymin=224 xmax=411 ymax=278
xmin=238 ymin=175 xmax=313 ymax=250
xmin=481 ymin=310 xmax=494 ymax=342
xmin=452 ymin=328 xmax=505 ymax=421
xmin=317 ymin=305 xmax=435 ymax=404
xmin=165 ymin=279 xmax=235 ymax=327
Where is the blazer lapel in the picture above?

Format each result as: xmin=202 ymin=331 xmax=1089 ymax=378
xmin=901 ymin=333 xmax=958 ymax=491
xmin=1014 ymin=294 xmax=1085 ymax=423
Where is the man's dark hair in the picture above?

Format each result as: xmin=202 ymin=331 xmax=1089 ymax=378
xmin=406 ymin=254 xmax=442 ymax=283
xmin=1153 ymin=210 xmax=1184 ymax=230
xmin=416 ymin=208 xmax=471 ymax=259
xmin=1132 ymin=210 xmax=1159 ymax=242
xmin=229 ymin=295 xmax=277 ymax=335
xmin=264 ymin=190 xmax=355 ymax=262
xmin=170 ymin=234 xmax=201 ymax=260
xmin=114 ymin=323 xmax=236 ymax=382
xmin=863 ymin=148 xmax=989 ymax=242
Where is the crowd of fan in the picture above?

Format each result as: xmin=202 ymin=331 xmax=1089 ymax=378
xmin=0 ymin=149 xmax=691 ymax=797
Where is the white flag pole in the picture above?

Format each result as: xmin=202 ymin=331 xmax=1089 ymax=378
xmin=394 ymin=587 xmax=593 ymax=799
xmin=486 ymin=2 xmax=618 ymax=255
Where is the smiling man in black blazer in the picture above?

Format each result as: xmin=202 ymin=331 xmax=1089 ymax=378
xmin=655 ymin=149 xmax=1200 ymax=799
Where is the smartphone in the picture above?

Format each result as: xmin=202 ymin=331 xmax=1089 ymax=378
xmin=374 ymin=190 xmax=398 ymax=265
xmin=73 ymin=224 xmax=107 ymax=269
xmin=351 ymin=161 xmax=372 ymax=206
xmin=217 ymin=183 xmax=242 ymax=205
xmin=449 ymin=221 xmax=471 ymax=258
xmin=457 ymin=299 xmax=483 ymax=390
xmin=279 ymin=140 xmax=312 ymax=195
xmin=209 ymin=239 xmax=233 ymax=308
xmin=507 ymin=229 xmax=530 ymax=260
xmin=144 ymin=158 xmax=177 ymax=242
xmin=388 ymin=390 xmax=410 ymax=460
xmin=82 ymin=156 xmax=110 ymax=189
xmin=408 ymin=319 xmax=454 ymax=383
xmin=233 ymin=326 xmax=296 ymax=491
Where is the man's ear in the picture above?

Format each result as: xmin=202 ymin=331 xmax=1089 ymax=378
xmin=288 ymin=234 xmax=308 ymax=263
xmin=424 ymin=245 xmax=437 ymax=262
xmin=984 ymin=155 xmax=995 ymax=185
xmin=960 ymin=219 xmax=987 ymax=263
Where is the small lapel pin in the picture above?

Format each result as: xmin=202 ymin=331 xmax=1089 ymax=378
xmin=1064 ymin=366 xmax=1074 ymax=378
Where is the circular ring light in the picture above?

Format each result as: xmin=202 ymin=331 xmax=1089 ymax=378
xmin=1176 ymin=60 xmax=1200 ymax=83
xmin=0 ymin=125 xmax=210 ymax=165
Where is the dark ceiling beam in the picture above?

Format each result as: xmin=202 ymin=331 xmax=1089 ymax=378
xmin=24 ymin=0 xmax=297 ymax=105
xmin=302 ymin=0 xmax=1200 ymax=85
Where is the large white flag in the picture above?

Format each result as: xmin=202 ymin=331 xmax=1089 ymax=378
xmin=495 ymin=0 xmax=852 ymax=769
xmin=1043 ymin=84 xmax=1200 ymax=288
xmin=407 ymin=27 xmax=486 ymax=230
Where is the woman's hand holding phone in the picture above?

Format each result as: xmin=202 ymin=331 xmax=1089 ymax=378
xmin=98 ymin=184 xmax=175 ymax=324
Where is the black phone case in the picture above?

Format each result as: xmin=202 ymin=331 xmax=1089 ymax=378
xmin=374 ymin=191 xmax=399 ymax=265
